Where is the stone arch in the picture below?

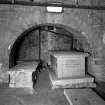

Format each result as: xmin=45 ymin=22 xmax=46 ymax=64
xmin=9 ymin=23 xmax=91 ymax=68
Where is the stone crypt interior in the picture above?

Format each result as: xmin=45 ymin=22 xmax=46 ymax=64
xmin=0 ymin=0 xmax=105 ymax=105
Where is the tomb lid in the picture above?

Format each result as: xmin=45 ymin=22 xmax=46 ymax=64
xmin=51 ymin=51 xmax=90 ymax=57
xmin=9 ymin=62 xmax=38 ymax=71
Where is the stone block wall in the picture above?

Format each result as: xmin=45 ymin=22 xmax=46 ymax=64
xmin=16 ymin=27 xmax=73 ymax=63
xmin=18 ymin=30 xmax=39 ymax=61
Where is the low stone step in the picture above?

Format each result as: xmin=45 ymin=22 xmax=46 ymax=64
xmin=48 ymin=70 xmax=96 ymax=88
xmin=64 ymin=89 xmax=105 ymax=105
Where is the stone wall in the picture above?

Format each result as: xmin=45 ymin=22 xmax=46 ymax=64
xmin=16 ymin=28 xmax=73 ymax=63
xmin=18 ymin=30 xmax=39 ymax=61
xmin=0 ymin=0 xmax=105 ymax=81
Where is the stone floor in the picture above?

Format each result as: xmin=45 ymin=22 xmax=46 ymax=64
xmin=0 ymin=69 xmax=105 ymax=105
xmin=0 ymin=70 xmax=69 ymax=105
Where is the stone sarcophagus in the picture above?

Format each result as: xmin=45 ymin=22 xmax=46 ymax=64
xmin=49 ymin=51 xmax=96 ymax=88
xmin=9 ymin=70 xmax=33 ymax=88
xmin=8 ymin=62 xmax=38 ymax=88
xmin=50 ymin=51 xmax=89 ymax=78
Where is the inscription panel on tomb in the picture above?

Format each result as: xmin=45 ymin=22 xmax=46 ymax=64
xmin=58 ymin=56 xmax=85 ymax=78
xmin=62 ymin=57 xmax=85 ymax=77
xmin=51 ymin=52 xmax=88 ymax=78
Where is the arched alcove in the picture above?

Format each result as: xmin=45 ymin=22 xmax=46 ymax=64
xmin=9 ymin=23 xmax=91 ymax=68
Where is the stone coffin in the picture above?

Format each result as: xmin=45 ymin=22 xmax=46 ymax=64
xmin=9 ymin=70 xmax=33 ymax=88
xmin=9 ymin=62 xmax=38 ymax=88
xmin=50 ymin=51 xmax=89 ymax=78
